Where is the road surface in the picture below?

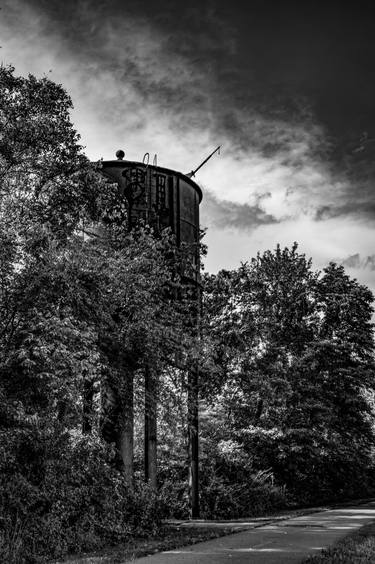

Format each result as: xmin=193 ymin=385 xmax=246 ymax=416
xmin=133 ymin=501 xmax=375 ymax=563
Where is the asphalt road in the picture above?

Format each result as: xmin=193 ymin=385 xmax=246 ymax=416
xmin=132 ymin=502 xmax=375 ymax=563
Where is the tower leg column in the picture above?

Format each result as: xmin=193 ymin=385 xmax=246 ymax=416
xmin=117 ymin=369 xmax=134 ymax=489
xmin=188 ymin=364 xmax=199 ymax=519
xmin=145 ymin=366 xmax=158 ymax=489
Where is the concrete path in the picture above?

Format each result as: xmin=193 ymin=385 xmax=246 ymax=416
xmin=132 ymin=502 xmax=375 ymax=563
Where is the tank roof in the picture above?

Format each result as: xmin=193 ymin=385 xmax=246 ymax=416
xmin=101 ymin=159 xmax=203 ymax=203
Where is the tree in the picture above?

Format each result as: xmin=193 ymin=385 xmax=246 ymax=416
xmin=0 ymin=66 xmax=112 ymax=560
xmin=0 ymin=65 xmax=106 ymax=435
xmin=202 ymin=244 xmax=318 ymax=425
xmin=201 ymin=245 xmax=375 ymax=504
xmin=0 ymin=65 xmax=200 ymax=560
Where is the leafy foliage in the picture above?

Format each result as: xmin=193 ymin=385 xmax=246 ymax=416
xmin=202 ymin=244 xmax=375 ymax=505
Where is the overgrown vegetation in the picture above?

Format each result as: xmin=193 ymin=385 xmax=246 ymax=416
xmin=1 ymin=66 xmax=374 ymax=563
xmin=302 ymin=521 xmax=375 ymax=563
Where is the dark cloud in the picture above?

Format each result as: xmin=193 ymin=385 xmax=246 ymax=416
xmin=201 ymin=190 xmax=278 ymax=231
xmin=314 ymin=138 xmax=375 ymax=222
xmin=19 ymin=0 xmax=233 ymax=131
xmin=7 ymin=1 xmax=375 ymax=138
xmin=315 ymin=201 xmax=375 ymax=222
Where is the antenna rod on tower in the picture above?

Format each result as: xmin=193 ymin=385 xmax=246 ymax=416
xmin=186 ymin=145 xmax=221 ymax=178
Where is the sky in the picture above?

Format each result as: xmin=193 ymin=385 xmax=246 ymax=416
xmin=1 ymin=0 xmax=375 ymax=291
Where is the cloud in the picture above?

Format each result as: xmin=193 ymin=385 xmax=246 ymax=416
xmin=336 ymin=251 xmax=375 ymax=299
xmin=313 ymin=139 xmax=375 ymax=223
xmin=201 ymin=190 xmax=278 ymax=231
xmin=315 ymin=201 xmax=375 ymax=222
xmin=341 ymin=253 xmax=375 ymax=271
xmin=11 ymin=0 xmax=233 ymax=136
xmin=1 ymin=0 xmax=374 ymax=287
xmin=0 ymin=0 xmax=341 ymax=214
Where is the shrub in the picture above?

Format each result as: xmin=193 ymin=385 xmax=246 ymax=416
xmin=0 ymin=430 xmax=165 ymax=563
xmin=199 ymin=467 xmax=288 ymax=519
xmin=198 ymin=437 xmax=289 ymax=519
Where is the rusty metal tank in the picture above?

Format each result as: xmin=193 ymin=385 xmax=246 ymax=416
xmin=100 ymin=152 xmax=202 ymax=281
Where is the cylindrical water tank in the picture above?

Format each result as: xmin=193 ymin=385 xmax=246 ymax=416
xmin=101 ymin=156 xmax=202 ymax=280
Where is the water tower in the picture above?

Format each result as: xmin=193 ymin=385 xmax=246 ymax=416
xmin=101 ymin=151 xmax=202 ymax=280
xmin=100 ymin=150 xmax=205 ymax=517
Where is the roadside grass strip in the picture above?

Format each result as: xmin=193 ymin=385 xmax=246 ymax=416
xmin=58 ymin=526 xmax=235 ymax=563
xmin=302 ymin=521 xmax=375 ymax=563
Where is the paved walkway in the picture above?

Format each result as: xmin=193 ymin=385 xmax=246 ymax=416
xmin=133 ymin=501 xmax=375 ymax=563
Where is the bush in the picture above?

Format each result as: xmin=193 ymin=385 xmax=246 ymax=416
xmin=199 ymin=467 xmax=288 ymax=519
xmin=0 ymin=430 xmax=165 ymax=563
xmin=243 ymin=429 xmax=375 ymax=506
xmin=158 ymin=477 xmax=189 ymax=520
xmin=198 ymin=437 xmax=289 ymax=519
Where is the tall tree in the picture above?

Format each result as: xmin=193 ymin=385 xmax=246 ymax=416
xmin=0 ymin=65 xmax=105 ymax=432
xmin=201 ymin=245 xmax=375 ymax=502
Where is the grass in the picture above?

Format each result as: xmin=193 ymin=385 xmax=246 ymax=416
xmin=57 ymin=525 xmax=237 ymax=563
xmin=302 ymin=521 xmax=375 ymax=563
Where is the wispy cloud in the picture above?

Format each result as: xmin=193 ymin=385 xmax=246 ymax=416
xmin=341 ymin=253 xmax=375 ymax=271
xmin=337 ymin=251 xmax=375 ymax=299
xmin=201 ymin=189 xmax=278 ymax=231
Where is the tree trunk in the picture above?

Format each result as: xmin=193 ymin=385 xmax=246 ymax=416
xmin=144 ymin=365 xmax=158 ymax=489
